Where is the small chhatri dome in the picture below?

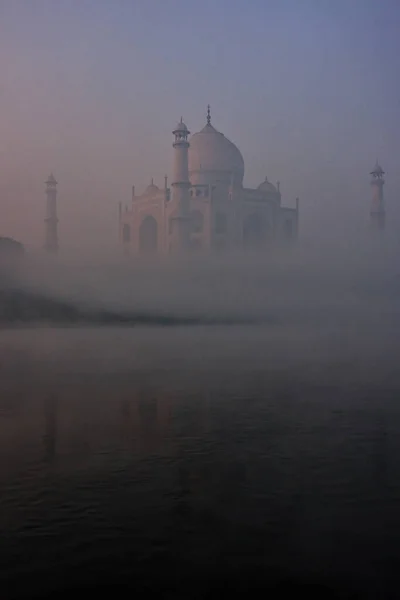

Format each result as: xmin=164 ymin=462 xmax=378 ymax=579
xmin=144 ymin=178 xmax=160 ymax=195
xmin=46 ymin=173 xmax=57 ymax=185
xmin=173 ymin=118 xmax=189 ymax=134
xmin=257 ymin=176 xmax=277 ymax=194
xmin=370 ymin=159 xmax=384 ymax=176
xmin=188 ymin=106 xmax=244 ymax=186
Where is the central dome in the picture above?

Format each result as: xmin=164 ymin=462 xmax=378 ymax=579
xmin=188 ymin=120 xmax=244 ymax=186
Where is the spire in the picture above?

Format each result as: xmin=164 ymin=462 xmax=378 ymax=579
xmin=207 ymin=104 xmax=211 ymax=126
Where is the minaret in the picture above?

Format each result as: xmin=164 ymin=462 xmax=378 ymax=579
xmin=44 ymin=173 xmax=59 ymax=253
xmin=370 ymin=160 xmax=385 ymax=231
xmin=171 ymin=118 xmax=191 ymax=252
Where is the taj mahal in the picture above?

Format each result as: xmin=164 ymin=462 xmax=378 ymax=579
xmin=118 ymin=106 xmax=299 ymax=256
xmin=38 ymin=107 xmax=386 ymax=258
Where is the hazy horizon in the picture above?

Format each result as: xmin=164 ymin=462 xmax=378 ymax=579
xmin=1 ymin=0 xmax=399 ymax=251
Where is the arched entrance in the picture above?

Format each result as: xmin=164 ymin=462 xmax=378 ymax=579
xmin=190 ymin=210 xmax=204 ymax=234
xmin=139 ymin=216 xmax=158 ymax=254
xmin=243 ymin=213 xmax=267 ymax=248
xmin=122 ymin=224 xmax=131 ymax=242
xmin=284 ymin=219 xmax=294 ymax=240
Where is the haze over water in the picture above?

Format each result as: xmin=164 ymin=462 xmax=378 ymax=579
xmin=1 ymin=240 xmax=400 ymax=598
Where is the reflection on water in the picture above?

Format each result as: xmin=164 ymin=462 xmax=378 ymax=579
xmin=43 ymin=395 xmax=57 ymax=461
xmin=1 ymin=326 xmax=400 ymax=598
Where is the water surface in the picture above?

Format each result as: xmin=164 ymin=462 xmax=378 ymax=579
xmin=1 ymin=322 xmax=400 ymax=598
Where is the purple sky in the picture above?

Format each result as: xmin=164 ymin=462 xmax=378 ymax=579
xmin=0 ymin=0 xmax=399 ymax=250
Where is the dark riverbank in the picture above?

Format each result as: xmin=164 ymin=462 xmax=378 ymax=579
xmin=0 ymin=287 xmax=198 ymax=326
xmin=0 ymin=286 xmax=272 ymax=327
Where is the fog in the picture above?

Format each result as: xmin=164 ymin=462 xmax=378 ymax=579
xmin=1 ymin=0 xmax=400 ymax=250
xmin=1 ymin=235 xmax=398 ymax=373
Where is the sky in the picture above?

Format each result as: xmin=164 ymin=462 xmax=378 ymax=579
xmin=0 ymin=0 xmax=399 ymax=250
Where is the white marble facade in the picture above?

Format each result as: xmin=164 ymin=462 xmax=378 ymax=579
xmin=120 ymin=108 xmax=299 ymax=256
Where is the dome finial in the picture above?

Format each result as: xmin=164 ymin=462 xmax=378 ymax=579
xmin=207 ymin=104 xmax=211 ymax=125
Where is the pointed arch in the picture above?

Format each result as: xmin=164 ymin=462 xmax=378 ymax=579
xmin=139 ymin=216 xmax=158 ymax=253
xmin=122 ymin=224 xmax=131 ymax=242
xmin=243 ymin=213 xmax=267 ymax=247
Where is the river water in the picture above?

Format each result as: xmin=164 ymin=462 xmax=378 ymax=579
xmin=1 ymin=321 xmax=400 ymax=599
